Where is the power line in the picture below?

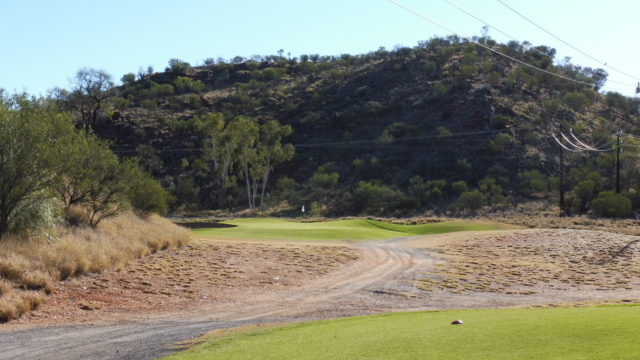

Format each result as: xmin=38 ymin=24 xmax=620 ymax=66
xmin=444 ymin=0 xmax=553 ymax=61
xmin=295 ymin=128 xmax=508 ymax=147
xmin=567 ymin=128 xmax=616 ymax=152
xmin=111 ymin=128 xmax=511 ymax=154
xmin=387 ymin=0 xmax=596 ymax=87
xmin=552 ymin=133 xmax=580 ymax=152
xmin=497 ymin=0 xmax=640 ymax=83
xmin=445 ymin=0 xmax=634 ymax=89
xmin=561 ymin=131 xmax=590 ymax=151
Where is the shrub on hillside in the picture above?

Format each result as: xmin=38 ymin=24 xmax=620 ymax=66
xmin=451 ymin=180 xmax=468 ymax=195
xmin=517 ymin=170 xmax=548 ymax=196
xmin=166 ymin=58 xmax=191 ymax=75
xmin=120 ymin=73 xmax=136 ymax=84
xmin=253 ymin=67 xmax=286 ymax=81
xmin=591 ymin=191 xmax=631 ymax=218
xmin=272 ymin=177 xmax=301 ymax=207
xmin=487 ymin=133 xmax=514 ymax=153
xmin=572 ymin=179 xmax=597 ymax=212
xmin=141 ymin=99 xmax=157 ymax=110
xmin=7 ymin=196 xmax=62 ymax=235
xmin=124 ymin=161 xmax=172 ymax=216
xmin=451 ymin=190 xmax=485 ymax=215
xmin=490 ymin=114 xmax=510 ymax=129
xmin=352 ymin=181 xmax=403 ymax=215
xmin=308 ymin=169 xmax=340 ymax=190
xmin=563 ymin=91 xmax=591 ymax=112
xmin=173 ymin=76 xmax=205 ymax=94
xmin=140 ymin=82 xmax=174 ymax=99
xmin=408 ymin=176 xmax=447 ymax=207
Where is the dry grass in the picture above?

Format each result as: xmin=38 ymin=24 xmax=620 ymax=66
xmin=484 ymin=214 xmax=640 ymax=236
xmin=0 ymin=212 xmax=191 ymax=322
xmin=0 ymin=291 xmax=46 ymax=322
xmin=418 ymin=229 xmax=640 ymax=294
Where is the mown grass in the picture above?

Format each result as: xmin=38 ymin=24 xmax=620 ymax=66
xmin=192 ymin=218 xmax=505 ymax=242
xmin=365 ymin=219 xmax=503 ymax=235
xmin=0 ymin=212 xmax=190 ymax=322
xmin=164 ymin=305 xmax=640 ymax=360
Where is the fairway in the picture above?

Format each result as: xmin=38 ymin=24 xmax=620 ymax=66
xmin=191 ymin=218 xmax=504 ymax=242
xmin=164 ymin=305 xmax=640 ymax=360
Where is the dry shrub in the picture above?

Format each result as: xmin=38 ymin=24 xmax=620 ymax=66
xmin=0 ymin=291 xmax=46 ymax=322
xmin=0 ymin=254 xmax=28 ymax=281
xmin=0 ymin=299 xmax=17 ymax=322
xmin=0 ymin=211 xmax=190 ymax=322
xmin=20 ymin=270 xmax=54 ymax=294
xmin=0 ymin=279 xmax=13 ymax=296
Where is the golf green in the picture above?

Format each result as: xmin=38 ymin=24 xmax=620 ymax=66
xmin=191 ymin=218 xmax=503 ymax=242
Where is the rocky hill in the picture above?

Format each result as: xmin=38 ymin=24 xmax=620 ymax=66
xmin=79 ymin=36 xmax=640 ymax=216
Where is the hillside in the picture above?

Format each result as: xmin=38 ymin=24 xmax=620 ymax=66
xmin=65 ymin=36 xmax=640 ymax=216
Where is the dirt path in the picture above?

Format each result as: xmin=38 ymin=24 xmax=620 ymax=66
xmin=2 ymin=230 xmax=639 ymax=359
xmin=0 ymin=238 xmax=430 ymax=360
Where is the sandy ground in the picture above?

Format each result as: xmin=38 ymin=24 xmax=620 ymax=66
xmin=1 ymin=229 xmax=639 ymax=359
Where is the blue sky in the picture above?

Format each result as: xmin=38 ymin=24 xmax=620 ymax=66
xmin=3 ymin=0 xmax=639 ymax=96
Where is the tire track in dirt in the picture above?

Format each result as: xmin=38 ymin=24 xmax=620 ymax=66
xmin=229 ymin=237 xmax=428 ymax=321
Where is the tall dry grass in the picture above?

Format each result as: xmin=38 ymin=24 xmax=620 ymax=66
xmin=0 ymin=212 xmax=190 ymax=322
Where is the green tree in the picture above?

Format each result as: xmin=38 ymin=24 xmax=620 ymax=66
xmin=254 ymin=120 xmax=295 ymax=207
xmin=167 ymin=58 xmax=191 ymax=75
xmin=123 ymin=160 xmax=171 ymax=216
xmin=572 ymin=179 xmax=597 ymax=212
xmin=201 ymin=112 xmax=238 ymax=205
xmin=517 ymin=170 xmax=548 ymax=196
xmin=231 ymin=118 xmax=295 ymax=209
xmin=231 ymin=117 xmax=260 ymax=209
xmin=56 ymin=133 xmax=129 ymax=227
xmin=0 ymin=96 xmax=74 ymax=235
xmin=352 ymin=181 xmax=402 ymax=215
xmin=451 ymin=180 xmax=468 ymax=195
xmin=487 ymin=133 xmax=514 ymax=153
xmin=563 ymin=91 xmax=591 ymax=112
xmin=60 ymin=68 xmax=115 ymax=130
xmin=451 ymin=190 xmax=485 ymax=214
xmin=173 ymin=76 xmax=205 ymax=94
xmin=408 ymin=176 xmax=447 ymax=207
xmin=591 ymin=191 xmax=631 ymax=218
xmin=120 ymin=73 xmax=136 ymax=84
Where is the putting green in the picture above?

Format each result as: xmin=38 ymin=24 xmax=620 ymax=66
xmin=164 ymin=305 xmax=640 ymax=360
xmin=191 ymin=218 xmax=504 ymax=242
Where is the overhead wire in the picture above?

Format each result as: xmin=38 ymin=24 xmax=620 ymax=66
xmin=444 ymin=0 xmax=554 ymax=61
xmin=112 ymin=128 xmax=512 ymax=155
xmin=551 ymin=133 xmax=580 ymax=152
xmin=497 ymin=0 xmax=640 ymax=83
xmin=446 ymin=0 xmax=634 ymax=89
xmin=387 ymin=0 xmax=596 ymax=88
xmin=294 ymin=128 xmax=508 ymax=147
xmin=568 ymin=128 xmax=615 ymax=152
xmin=560 ymin=132 xmax=591 ymax=151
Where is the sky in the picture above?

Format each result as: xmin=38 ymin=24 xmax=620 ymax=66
xmin=2 ymin=0 xmax=640 ymax=96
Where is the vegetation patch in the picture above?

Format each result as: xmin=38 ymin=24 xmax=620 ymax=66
xmin=418 ymin=229 xmax=640 ymax=294
xmin=163 ymin=305 xmax=640 ymax=360
xmin=191 ymin=218 xmax=505 ymax=242
xmin=0 ymin=213 xmax=190 ymax=322
xmin=30 ymin=238 xmax=359 ymax=322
